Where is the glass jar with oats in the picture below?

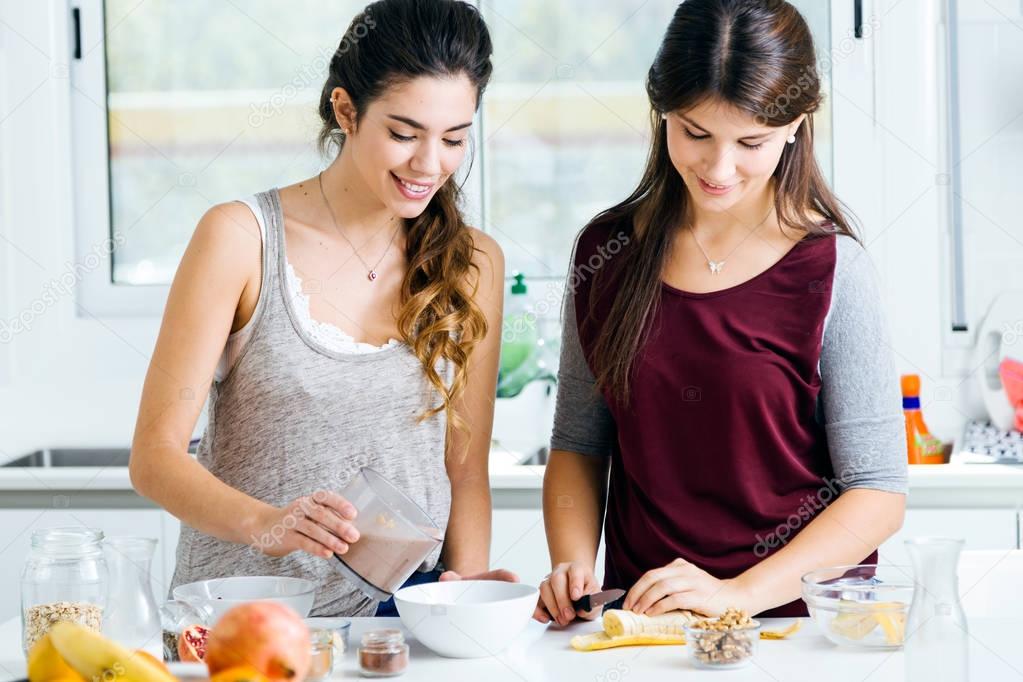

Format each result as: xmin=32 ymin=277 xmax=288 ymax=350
xmin=21 ymin=528 xmax=108 ymax=655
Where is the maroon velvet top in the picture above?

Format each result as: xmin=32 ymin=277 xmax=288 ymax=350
xmin=571 ymin=220 xmax=878 ymax=617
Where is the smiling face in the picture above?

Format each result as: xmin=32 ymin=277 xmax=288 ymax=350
xmin=335 ymin=74 xmax=477 ymax=220
xmin=664 ymin=98 xmax=804 ymax=216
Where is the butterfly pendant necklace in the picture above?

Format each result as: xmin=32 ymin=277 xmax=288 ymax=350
xmin=689 ymin=228 xmax=726 ymax=274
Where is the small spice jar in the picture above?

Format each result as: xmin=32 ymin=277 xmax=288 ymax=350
xmin=20 ymin=528 xmax=108 ymax=655
xmin=358 ymin=629 xmax=409 ymax=678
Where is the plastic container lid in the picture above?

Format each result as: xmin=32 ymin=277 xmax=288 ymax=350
xmin=900 ymin=374 xmax=920 ymax=397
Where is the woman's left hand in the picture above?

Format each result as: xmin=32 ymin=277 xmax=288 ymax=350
xmin=439 ymin=568 xmax=519 ymax=582
xmin=622 ymin=558 xmax=751 ymax=617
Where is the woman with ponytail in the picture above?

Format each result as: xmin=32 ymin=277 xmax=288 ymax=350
xmin=538 ymin=0 xmax=907 ymax=624
xmin=131 ymin=0 xmax=512 ymax=617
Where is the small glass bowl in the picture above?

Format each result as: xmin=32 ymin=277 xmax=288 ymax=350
xmin=307 ymin=629 xmax=334 ymax=681
xmin=801 ymin=564 xmax=913 ymax=649
xmin=684 ymin=621 xmax=761 ymax=670
xmin=304 ymin=617 xmax=351 ymax=661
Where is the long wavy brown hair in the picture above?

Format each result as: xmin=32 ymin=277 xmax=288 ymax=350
xmin=316 ymin=0 xmax=492 ymax=434
xmin=586 ymin=0 xmax=858 ymax=405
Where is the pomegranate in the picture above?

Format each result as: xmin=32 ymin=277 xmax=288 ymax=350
xmin=205 ymin=603 xmax=310 ymax=681
xmin=178 ymin=624 xmax=210 ymax=662
xmin=210 ymin=666 xmax=270 ymax=682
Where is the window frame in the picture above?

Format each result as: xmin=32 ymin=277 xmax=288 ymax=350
xmin=71 ymin=0 xmax=167 ymax=316
xmin=68 ymin=0 xmax=486 ymax=318
xmin=68 ymin=0 xmax=871 ymax=317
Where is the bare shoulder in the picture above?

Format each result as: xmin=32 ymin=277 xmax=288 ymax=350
xmin=189 ymin=201 xmax=261 ymax=272
xmin=467 ymin=227 xmax=505 ymax=288
xmin=177 ymin=201 xmax=263 ymax=317
xmin=196 ymin=201 xmax=262 ymax=247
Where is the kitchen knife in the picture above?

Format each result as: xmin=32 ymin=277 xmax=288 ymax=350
xmin=571 ymin=588 xmax=625 ymax=613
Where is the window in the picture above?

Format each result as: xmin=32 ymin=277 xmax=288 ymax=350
xmin=72 ymin=0 xmax=374 ymax=313
xmin=480 ymin=0 xmax=833 ymax=280
xmin=70 ymin=0 xmax=834 ymax=313
xmin=944 ymin=1 xmax=1023 ymax=333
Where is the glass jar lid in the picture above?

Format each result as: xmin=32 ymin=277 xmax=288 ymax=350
xmin=30 ymin=528 xmax=104 ymax=557
xmin=361 ymin=628 xmax=405 ymax=649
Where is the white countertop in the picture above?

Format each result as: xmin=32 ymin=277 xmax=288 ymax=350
xmin=1 ymin=615 xmax=1021 ymax=681
xmin=0 ymin=460 xmax=546 ymax=492
xmin=2 ymin=461 xmax=1023 ymax=507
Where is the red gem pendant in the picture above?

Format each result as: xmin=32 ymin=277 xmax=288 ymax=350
xmin=368 ymin=271 xmax=378 ymax=281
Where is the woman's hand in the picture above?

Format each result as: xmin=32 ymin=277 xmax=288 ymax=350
xmin=249 ymin=491 xmax=360 ymax=560
xmin=534 ymin=561 xmax=602 ymax=626
xmin=622 ymin=558 xmax=752 ymax=617
xmin=438 ymin=568 xmax=519 ymax=582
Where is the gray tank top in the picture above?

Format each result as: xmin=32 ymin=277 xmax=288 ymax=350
xmin=170 ymin=188 xmax=451 ymax=617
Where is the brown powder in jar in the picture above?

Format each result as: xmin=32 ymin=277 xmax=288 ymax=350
xmin=359 ymin=647 xmax=408 ymax=675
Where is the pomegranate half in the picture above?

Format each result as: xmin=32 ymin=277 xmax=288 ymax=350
xmin=178 ymin=624 xmax=209 ymax=662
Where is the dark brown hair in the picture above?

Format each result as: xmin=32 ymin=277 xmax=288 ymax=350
xmin=316 ymin=0 xmax=493 ymax=434
xmin=586 ymin=0 xmax=857 ymax=404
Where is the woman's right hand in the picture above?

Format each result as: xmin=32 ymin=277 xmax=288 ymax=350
xmin=249 ymin=491 xmax=360 ymax=560
xmin=533 ymin=561 xmax=602 ymax=626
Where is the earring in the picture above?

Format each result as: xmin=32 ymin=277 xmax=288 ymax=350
xmin=661 ymin=112 xmax=668 ymax=120
xmin=787 ymin=134 xmax=796 ymax=144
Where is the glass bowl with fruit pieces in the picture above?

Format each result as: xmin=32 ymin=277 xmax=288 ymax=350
xmin=801 ymin=564 xmax=913 ymax=649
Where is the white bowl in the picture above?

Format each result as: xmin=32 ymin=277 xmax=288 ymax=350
xmin=172 ymin=576 xmax=317 ymax=624
xmin=394 ymin=580 xmax=538 ymax=658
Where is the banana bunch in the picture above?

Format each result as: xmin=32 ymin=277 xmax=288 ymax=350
xmin=28 ymin=622 xmax=175 ymax=682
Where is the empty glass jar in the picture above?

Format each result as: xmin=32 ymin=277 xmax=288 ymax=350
xmin=21 ymin=527 xmax=108 ymax=654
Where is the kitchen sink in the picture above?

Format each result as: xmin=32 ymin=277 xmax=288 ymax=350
xmin=519 ymin=447 xmax=550 ymax=466
xmin=1 ymin=448 xmax=131 ymax=468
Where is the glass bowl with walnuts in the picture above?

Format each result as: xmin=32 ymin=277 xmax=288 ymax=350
xmin=684 ymin=608 xmax=762 ymax=670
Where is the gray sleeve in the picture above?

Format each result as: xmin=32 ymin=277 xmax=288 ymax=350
xmin=549 ymin=281 xmax=617 ymax=457
xmin=820 ymin=236 xmax=908 ymax=494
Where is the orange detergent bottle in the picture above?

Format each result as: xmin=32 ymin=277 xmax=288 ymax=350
xmin=901 ymin=374 xmax=944 ymax=464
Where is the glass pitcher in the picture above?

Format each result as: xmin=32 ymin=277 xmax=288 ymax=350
xmin=905 ymin=537 xmax=969 ymax=681
xmin=103 ymin=536 xmax=162 ymax=657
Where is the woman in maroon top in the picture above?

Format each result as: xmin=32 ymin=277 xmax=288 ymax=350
xmin=536 ymin=0 xmax=907 ymax=624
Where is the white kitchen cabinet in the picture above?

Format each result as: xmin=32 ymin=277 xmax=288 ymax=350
xmin=490 ymin=509 xmax=549 ymax=589
xmin=878 ymin=508 xmax=1019 ymax=567
xmin=0 ymin=509 xmax=166 ymax=622
xmin=490 ymin=509 xmax=606 ymax=590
